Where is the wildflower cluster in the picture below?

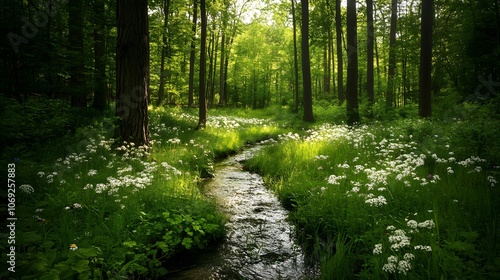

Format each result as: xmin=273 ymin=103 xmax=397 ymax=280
xmin=372 ymin=219 xmax=435 ymax=275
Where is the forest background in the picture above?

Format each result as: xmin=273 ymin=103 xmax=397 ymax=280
xmin=1 ymin=0 xmax=500 ymax=278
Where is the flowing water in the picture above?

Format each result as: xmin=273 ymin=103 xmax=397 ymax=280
xmin=167 ymin=145 xmax=314 ymax=279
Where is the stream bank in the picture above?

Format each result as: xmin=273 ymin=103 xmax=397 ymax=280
xmin=167 ymin=145 xmax=315 ymax=279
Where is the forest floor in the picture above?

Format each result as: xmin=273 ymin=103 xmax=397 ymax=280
xmin=1 ymin=97 xmax=499 ymax=279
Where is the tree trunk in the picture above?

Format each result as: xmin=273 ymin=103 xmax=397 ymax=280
xmin=386 ymin=0 xmax=397 ymax=108
xmin=346 ymin=0 xmax=359 ymax=126
xmin=292 ymin=0 xmax=300 ymax=113
xmin=335 ymin=0 xmax=344 ymax=104
xmin=69 ymin=0 xmax=86 ymax=107
xmin=197 ymin=0 xmax=208 ymax=129
xmin=219 ymin=33 xmax=226 ymax=106
xmin=116 ymin=0 xmax=149 ymax=146
xmin=323 ymin=44 xmax=330 ymax=94
xmin=302 ymin=0 xmax=314 ymax=122
xmin=419 ymin=0 xmax=434 ymax=118
xmin=157 ymin=0 xmax=171 ymax=106
xmin=188 ymin=0 xmax=198 ymax=107
xmin=93 ymin=0 xmax=107 ymax=110
xmin=366 ymin=0 xmax=374 ymax=110
xmin=211 ymin=33 xmax=218 ymax=105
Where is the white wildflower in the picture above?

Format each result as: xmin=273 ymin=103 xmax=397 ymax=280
xmin=19 ymin=184 xmax=34 ymax=194
xmin=365 ymin=195 xmax=387 ymax=207
xmin=373 ymin=244 xmax=383 ymax=255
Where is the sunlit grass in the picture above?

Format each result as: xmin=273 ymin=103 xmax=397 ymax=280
xmin=3 ymin=106 xmax=290 ymax=279
xmin=247 ymin=118 xmax=499 ymax=279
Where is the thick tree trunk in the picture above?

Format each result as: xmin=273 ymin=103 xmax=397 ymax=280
xmin=188 ymin=0 xmax=198 ymax=107
xmin=302 ymin=0 xmax=314 ymax=122
xmin=366 ymin=0 xmax=374 ymax=109
xmin=116 ymin=0 xmax=149 ymax=146
xmin=346 ymin=0 xmax=359 ymax=126
xmin=386 ymin=0 xmax=397 ymax=108
xmin=292 ymin=0 xmax=300 ymax=113
xmin=197 ymin=0 xmax=208 ymax=129
xmin=93 ymin=0 xmax=107 ymax=110
xmin=69 ymin=0 xmax=86 ymax=107
xmin=335 ymin=0 xmax=344 ymax=104
xmin=419 ymin=0 xmax=434 ymax=118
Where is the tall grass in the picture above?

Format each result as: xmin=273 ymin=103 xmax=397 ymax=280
xmin=247 ymin=118 xmax=499 ymax=279
xmin=0 ymin=106 xmax=288 ymax=279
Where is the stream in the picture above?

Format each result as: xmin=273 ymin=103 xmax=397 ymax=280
xmin=167 ymin=145 xmax=314 ymax=279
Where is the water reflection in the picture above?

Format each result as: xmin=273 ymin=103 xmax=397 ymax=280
xmin=168 ymin=145 xmax=315 ymax=279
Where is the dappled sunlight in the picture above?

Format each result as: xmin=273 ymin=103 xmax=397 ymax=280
xmin=247 ymin=119 xmax=498 ymax=278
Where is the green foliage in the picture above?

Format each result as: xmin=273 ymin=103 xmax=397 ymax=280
xmin=247 ymin=116 xmax=499 ymax=279
xmin=4 ymin=105 xmax=290 ymax=278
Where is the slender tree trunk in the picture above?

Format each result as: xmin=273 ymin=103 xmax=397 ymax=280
xmin=116 ymin=0 xmax=149 ymax=146
xmin=330 ymin=29 xmax=336 ymax=96
xmin=219 ymin=33 xmax=226 ymax=106
xmin=188 ymin=0 xmax=198 ymax=107
xmin=93 ymin=0 xmax=107 ymax=110
xmin=328 ymin=29 xmax=334 ymax=96
xmin=386 ymin=0 xmax=398 ymax=108
xmin=335 ymin=0 xmax=344 ymax=104
xmin=302 ymin=0 xmax=314 ymax=122
xmin=157 ymin=0 xmax=171 ymax=106
xmin=402 ymin=54 xmax=408 ymax=105
xmin=223 ymin=39 xmax=231 ymax=105
xmin=375 ymin=30 xmax=381 ymax=89
xmin=323 ymin=44 xmax=330 ymax=94
xmin=292 ymin=0 xmax=300 ymax=113
xmin=366 ymin=0 xmax=374 ymax=110
xmin=346 ymin=0 xmax=359 ymax=125
xmin=210 ymin=34 xmax=218 ymax=105
xmin=197 ymin=0 xmax=207 ymax=129
xmin=419 ymin=0 xmax=434 ymax=118
xmin=69 ymin=0 xmax=86 ymax=107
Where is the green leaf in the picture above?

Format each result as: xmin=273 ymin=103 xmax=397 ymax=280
xmin=123 ymin=241 xmax=137 ymax=248
xmin=182 ymin=237 xmax=193 ymax=249
xmin=76 ymin=247 xmax=99 ymax=258
xmin=73 ymin=260 xmax=89 ymax=273
xmin=155 ymin=241 xmax=169 ymax=253
xmin=40 ymin=269 xmax=61 ymax=280
xmin=20 ymin=231 xmax=42 ymax=244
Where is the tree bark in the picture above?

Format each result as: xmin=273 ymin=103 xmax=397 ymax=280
xmin=346 ymin=0 xmax=359 ymax=125
xmin=197 ymin=0 xmax=208 ymax=129
xmin=292 ymin=0 xmax=300 ymax=113
xmin=323 ymin=44 xmax=330 ymax=94
xmin=157 ymin=0 xmax=171 ymax=106
xmin=116 ymin=0 xmax=149 ymax=146
xmin=419 ymin=0 xmax=434 ymax=118
xmin=188 ymin=0 xmax=198 ymax=107
xmin=386 ymin=0 xmax=398 ymax=108
xmin=302 ymin=0 xmax=314 ymax=122
xmin=93 ymin=0 xmax=107 ymax=110
xmin=219 ymin=32 xmax=226 ymax=106
xmin=366 ymin=0 xmax=375 ymax=109
xmin=335 ymin=0 xmax=344 ymax=104
xmin=69 ymin=0 xmax=86 ymax=107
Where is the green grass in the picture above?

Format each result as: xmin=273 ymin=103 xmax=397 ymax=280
xmin=246 ymin=116 xmax=500 ymax=279
xmin=0 ymin=104 xmax=289 ymax=279
xmin=2 ymin=98 xmax=499 ymax=279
